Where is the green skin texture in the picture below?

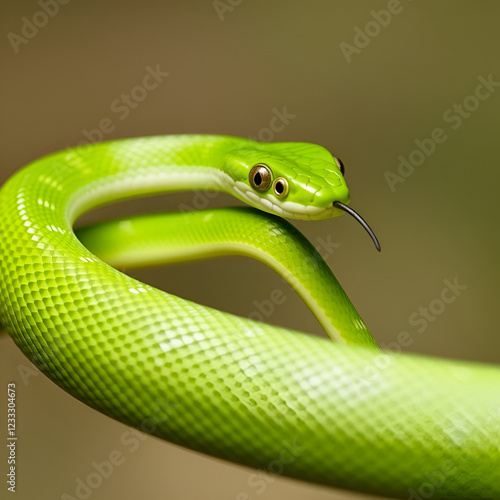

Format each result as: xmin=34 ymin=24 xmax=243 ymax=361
xmin=0 ymin=135 xmax=498 ymax=499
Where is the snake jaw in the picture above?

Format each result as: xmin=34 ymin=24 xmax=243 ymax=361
xmin=232 ymin=181 xmax=334 ymax=220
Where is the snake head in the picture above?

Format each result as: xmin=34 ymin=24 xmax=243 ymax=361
xmin=223 ymin=140 xmax=380 ymax=250
xmin=224 ymin=141 xmax=350 ymax=221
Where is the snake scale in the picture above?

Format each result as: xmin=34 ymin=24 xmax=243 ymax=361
xmin=0 ymin=135 xmax=498 ymax=499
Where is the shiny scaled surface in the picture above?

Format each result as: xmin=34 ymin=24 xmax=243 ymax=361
xmin=0 ymin=136 xmax=499 ymax=499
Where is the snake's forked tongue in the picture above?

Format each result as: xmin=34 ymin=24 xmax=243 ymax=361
xmin=332 ymin=201 xmax=381 ymax=252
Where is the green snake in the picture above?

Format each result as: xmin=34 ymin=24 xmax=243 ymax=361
xmin=0 ymin=135 xmax=498 ymax=499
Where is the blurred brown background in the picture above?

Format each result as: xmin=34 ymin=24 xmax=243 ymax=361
xmin=1 ymin=1 xmax=499 ymax=499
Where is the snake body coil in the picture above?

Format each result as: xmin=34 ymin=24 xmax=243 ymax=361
xmin=0 ymin=135 xmax=498 ymax=499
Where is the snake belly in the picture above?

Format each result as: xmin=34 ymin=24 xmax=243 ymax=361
xmin=0 ymin=135 xmax=498 ymax=499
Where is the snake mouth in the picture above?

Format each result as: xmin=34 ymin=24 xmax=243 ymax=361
xmin=332 ymin=201 xmax=381 ymax=252
xmin=233 ymin=180 xmax=333 ymax=220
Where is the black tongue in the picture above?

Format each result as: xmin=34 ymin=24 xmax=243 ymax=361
xmin=333 ymin=201 xmax=381 ymax=252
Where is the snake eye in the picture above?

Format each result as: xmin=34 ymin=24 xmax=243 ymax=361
xmin=334 ymin=157 xmax=345 ymax=176
xmin=249 ymin=164 xmax=272 ymax=192
xmin=273 ymin=177 xmax=289 ymax=198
